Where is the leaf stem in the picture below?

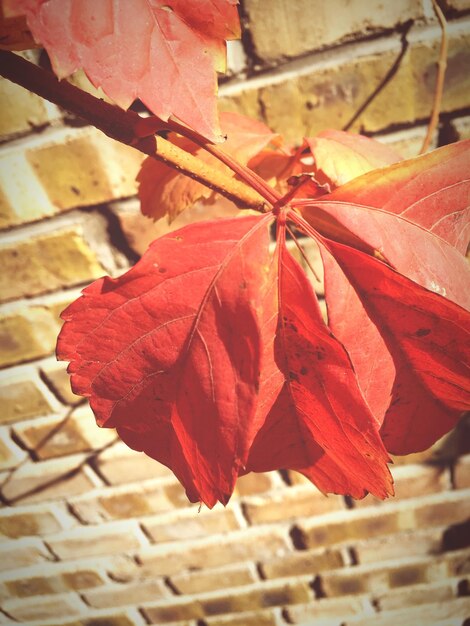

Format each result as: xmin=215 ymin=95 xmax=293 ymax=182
xmin=420 ymin=0 xmax=448 ymax=154
xmin=0 ymin=50 xmax=268 ymax=210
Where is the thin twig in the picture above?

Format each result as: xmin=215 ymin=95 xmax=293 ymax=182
xmin=0 ymin=50 xmax=268 ymax=210
xmin=420 ymin=0 xmax=448 ymax=154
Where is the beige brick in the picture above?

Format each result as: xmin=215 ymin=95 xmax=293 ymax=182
xmin=26 ymin=127 xmax=143 ymax=211
xmin=142 ymin=505 xmax=244 ymax=544
xmin=413 ymin=489 xmax=470 ymax=528
xmin=47 ymin=520 xmax=149 ymax=560
xmin=298 ymin=507 xmax=400 ymax=548
xmin=286 ymin=595 xmax=375 ymax=623
xmin=244 ymin=0 xmax=423 ymax=61
xmin=23 ymin=607 xmax=148 ymax=626
xmin=454 ymin=454 xmax=470 ymax=489
xmin=376 ymin=126 xmax=434 ymax=159
xmin=0 ymin=537 xmax=53 ymax=570
xmin=0 ymin=126 xmax=142 ymax=229
xmin=143 ymin=578 xmax=312 ymax=622
xmin=451 ymin=115 xmax=470 ymax=140
xmin=261 ymin=547 xmax=344 ymax=579
xmin=0 ymin=365 xmax=61 ymax=424
xmin=0 ymin=502 xmax=74 ymax=538
xmin=83 ymin=579 xmax=170 ymax=609
xmin=0 ymin=227 xmax=104 ymax=303
xmin=69 ymin=477 xmax=185 ymax=525
xmin=138 ymin=527 xmax=291 ymax=577
xmin=222 ymin=20 xmax=470 ymax=142
xmin=171 ymin=563 xmax=258 ymax=595
xmin=298 ymin=490 xmax=470 ymax=548
xmin=142 ymin=597 xmax=204 ymax=623
xmin=94 ymin=441 xmax=175 ymax=486
xmin=40 ymin=359 xmax=83 ymax=405
xmin=233 ymin=471 xmax=284 ymax=497
xmin=374 ymin=578 xmax=460 ymax=612
xmin=243 ymin=484 xmax=344 ymax=525
xmin=342 ymin=597 xmax=470 ymax=626
xmin=354 ymin=464 xmax=450 ymax=507
xmin=354 ymin=527 xmax=444 ymax=564
xmin=204 ymin=608 xmax=281 ymax=626
xmin=0 ymin=453 xmax=102 ymax=504
xmin=1 ymin=591 xmax=86 ymax=621
xmin=0 ymin=556 xmax=130 ymax=597
xmin=201 ymin=578 xmax=312 ymax=615
xmin=321 ymin=551 xmax=468 ymax=598
xmin=0 ymin=304 xmax=62 ymax=367
xmin=0 ymin=427 xmax=27 ymax=471
xmin=13 ymin=406 xmax=116 ymax=460
xmin=0 ymin=78 xmax=60 ymax=140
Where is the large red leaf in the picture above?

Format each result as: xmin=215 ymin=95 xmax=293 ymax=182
xmin=323 ymin=139 xmax=470 ymax=254
xmin=14 ymin=0 xmax=240 ymax=140
xmin=319 ymin=235 xmax=470 ymax=455
xmin=138 ymin=112 xmax=281 ymax=221
xmin=297 ymin=140 xmax=470 ymax=426
xmin=58 ymin=214 xmax=280 ymax=507
xmin=246 ymin=228 xmax=393 ymax=499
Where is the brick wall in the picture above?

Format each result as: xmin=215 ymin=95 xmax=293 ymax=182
xmin=1 ymin=2 xmax=469 ymax=625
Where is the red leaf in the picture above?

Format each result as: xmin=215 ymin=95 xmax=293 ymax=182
xmin=297 ymin=140 xmax=470 ymax=426
xmin=138 ymin=112 xmax=281 ymax=221
xmin=246 ymin=229 xmax=393 ymax=499
xmin=306 ymin=129 xmax=403 ymax=188
xmin=321 ymin=237 xmax=470 ymax=455
xmin=324 ymin=139 xmax=470 ymax=254
xmin=58 ymin=214 xmax=279 ymax=507
xmin=15 ymin=0 xmax=240 ymax=140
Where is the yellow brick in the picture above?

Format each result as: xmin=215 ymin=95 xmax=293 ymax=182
xmin=142 ymin=506 xmax=242 ymax=544
xmin=0 ymin=537 xmax=53 ymax=571
xmin=1 ymin=592 xmax=86 ymax=622
xmin=0 ymin=305 xmax=61 ymax=367
xmin=244 ymin=0 xmax=423 ymax=61
xmin=0 ymin=503 xmax=67 ymax=538
xmin=83 ymin=580 xmax=170 ymax=609
xmin=94 ymin=441 xmax=175 ymax=486
xmin=222 ymin=21 xmax=470 ymax=143
xmin=69 ymin=478 xmax=180 ymax=524
xmin=243 ymin=484 xmax=344 ymax=524
xmin=0 ymin=78 xmax=60 ymax=139
xmin=354 ymin=464 xmax=450 ymax=508
xmin=261 ymin=547 xmax=344 ymax=578
xmin=13 ymin=405 xmax=115 ymax=460
xmin=204 ymin=609 xmax=280 ymax=626
xmin=0 ymin=427 xmax=27 ymax=470
xmin=47 ymin=520 xmax=148 ymax=560
xmin=0 ymin=367 xmax=60 ymax=425
xmin=0 ymin=454 xmax=102 ymax=504
xmin=0 ymin=228 xmax=104 ymax=302
xmin=139 ymin=527 xmax=291 ymax=577
xmin=170 ymin=563 xmax=258 ymax=595
xmin=26 ymin=128 xmax=143 ymax=211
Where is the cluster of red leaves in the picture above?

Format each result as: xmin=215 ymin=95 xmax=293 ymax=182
xmin=12 ymin=0 xmax=469 ymax=507
xmin=58 ymin=135 xmax=470 ymax=507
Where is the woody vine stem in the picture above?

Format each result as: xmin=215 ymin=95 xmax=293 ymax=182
xmin=0 ymin=50 xmax=275 ymax=211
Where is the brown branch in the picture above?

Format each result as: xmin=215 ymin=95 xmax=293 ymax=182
xmin=0 ymin=50 xmax=267 ymax=210
xmin=420 ymin=0 xmax=448 ymax=154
